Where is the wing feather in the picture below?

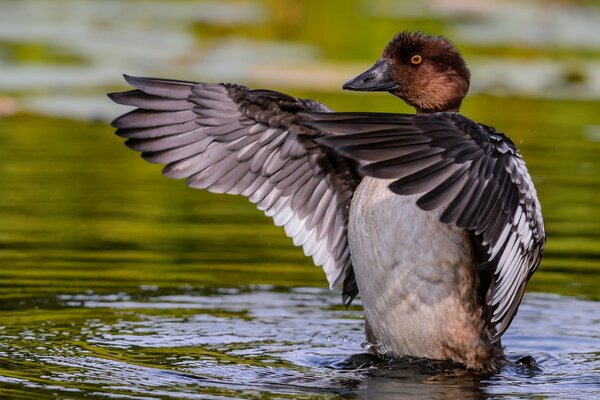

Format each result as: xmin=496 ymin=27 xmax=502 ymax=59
xmin=109 ymin=76 xmax=360 ymax=299
xmin=310 ymin=111 xmax=546 ymax=340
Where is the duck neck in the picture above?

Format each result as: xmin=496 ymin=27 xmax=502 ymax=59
xmin=416 ymin=105 xmax=460 ymax=114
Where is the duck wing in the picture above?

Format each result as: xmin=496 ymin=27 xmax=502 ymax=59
xmin=309 ymin=111 xmax=546 ymax=340
xmin=108 ymin=76 xmax=361 ymax=304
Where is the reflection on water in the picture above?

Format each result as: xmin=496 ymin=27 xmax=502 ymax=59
xmin=0 ymin=0 xmax=599 ymax=398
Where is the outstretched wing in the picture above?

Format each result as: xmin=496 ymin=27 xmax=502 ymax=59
xmin=309 ymin=111 xmax=546 ymax=339
xmin=108 ymin=76 xmax=361 ymax=303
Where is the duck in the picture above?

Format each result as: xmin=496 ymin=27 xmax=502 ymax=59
xmin=108 ymin=31 xmax=546 ymax=372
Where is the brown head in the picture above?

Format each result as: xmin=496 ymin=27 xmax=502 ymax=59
xmin=343 ymin=31 xmax=470 ymax=114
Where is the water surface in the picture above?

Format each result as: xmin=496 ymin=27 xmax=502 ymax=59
xmin=0 ymin=0 xmax=599 ymax=398
xmin=0 ymin=287 xmax=598 ymax=399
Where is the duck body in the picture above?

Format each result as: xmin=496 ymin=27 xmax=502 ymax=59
xmin=108 ymin=31 xmax=545 ymax=372
xmin=349 ymin=178 xmax=500 ymax=369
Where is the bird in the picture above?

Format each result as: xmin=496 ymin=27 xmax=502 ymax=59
xmin=108 ymin=31 xmax=545 ymax=372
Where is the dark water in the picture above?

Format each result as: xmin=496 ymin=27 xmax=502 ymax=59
xmin=1 ymin=0 xmax=599 ymax=398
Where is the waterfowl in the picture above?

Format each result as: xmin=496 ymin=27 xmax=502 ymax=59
xmin=108 ymin=31 xmax=545 ymax=371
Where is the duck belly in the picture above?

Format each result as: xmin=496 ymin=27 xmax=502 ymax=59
xmin=348 ymin=177 xmax=495 ymax=368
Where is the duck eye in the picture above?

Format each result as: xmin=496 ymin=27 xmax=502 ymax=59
xmin=410 ymin=55 xmax=422 ymax=65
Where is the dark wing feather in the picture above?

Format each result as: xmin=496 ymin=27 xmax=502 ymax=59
xmin=108 ymin=76 xmax=361 ymax=304
xmin=309 ymin=112 xmax=546 ymax=340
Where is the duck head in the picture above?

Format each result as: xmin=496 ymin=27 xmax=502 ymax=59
xmin=343 ymin=31 xmax=470 ymax=114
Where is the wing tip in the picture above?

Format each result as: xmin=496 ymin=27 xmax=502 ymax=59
xmin=107 ymin=74 xmax=137 ymax=105
xmin=123 ymin=74 xmax=148 ymax=88
xmin=107 ymin=90 xmax=134 ymax=106
xmin=342 ymin=291 xmax=358 ymax=308
xmin=110 ymin=110 xmax=135 ymax=129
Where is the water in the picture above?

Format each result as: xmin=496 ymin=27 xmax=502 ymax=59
xmin=0 ymin=0 xmax=599 ymax=398
xmin=0 ymin=288 xmax=598 ymax=399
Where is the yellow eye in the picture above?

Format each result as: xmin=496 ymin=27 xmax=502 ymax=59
xmin=410 ymin=54 xmax=422 ymax=65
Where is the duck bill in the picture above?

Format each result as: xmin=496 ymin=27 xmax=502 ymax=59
xmin=343 ymin=59 xmax=400 ymax=92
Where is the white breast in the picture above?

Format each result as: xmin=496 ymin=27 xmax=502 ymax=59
xmin=348 ymin=177 xmax=488 ymax=362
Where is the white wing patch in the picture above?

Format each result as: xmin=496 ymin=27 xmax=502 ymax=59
xmin=488 ymin=155 xmax=544 ymax=334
